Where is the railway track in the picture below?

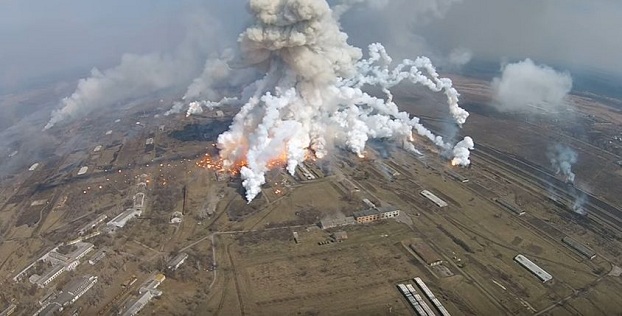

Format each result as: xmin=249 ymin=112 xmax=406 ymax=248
xmin=472 ymin=144 xmax=622 ymax=235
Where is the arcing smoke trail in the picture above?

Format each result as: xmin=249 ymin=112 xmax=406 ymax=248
xmin=195 ymin=0 xmax=474 ymax=202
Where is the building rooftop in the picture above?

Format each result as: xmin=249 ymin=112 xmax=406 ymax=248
xmin=167 ymin=253 xmax=188 ymax=270
xmin=108 ymin=208 xmax=142 ymax=229
xmin=354 ymin=208 xmax=380 ymax=218
xmin=121 ymin=291 xmax=154 ymax=316
xmin=514 ymin=254 xmax=553 ymax=282
xmin=410 ymin=242 xmax=443 ymax=265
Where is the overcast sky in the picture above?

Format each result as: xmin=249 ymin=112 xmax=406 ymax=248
xmin=1 ymin=0 xmax=622 ymax=93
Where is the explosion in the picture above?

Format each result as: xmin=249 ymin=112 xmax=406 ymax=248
xmin=185 ymin=0 xmax=475 ymax=202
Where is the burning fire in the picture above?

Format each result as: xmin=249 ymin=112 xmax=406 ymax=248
xmin=196 ymin=148 xmax=317 ymax=176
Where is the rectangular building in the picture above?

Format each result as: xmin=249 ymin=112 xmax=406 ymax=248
xmin=120 ymin=291 xmax=155 ymax=316
xmin=56 ymin=275 xmax=98 ymax=306
xmin=562 ymin=237 xmax=596 ymax=260
xmin=414 ymin=277 xmax=451 ymax=316
xmin=420 ymin=190 xmax=448 ymax=207
xmin=514 ymin=254 xmax=553 ymax=283
xmin=32 ymin=265 xmax=65 ymax=288
xmin=496 ymin=199 xmax=526 ymax=216
xmin=0 ymin=304 xmax=16 ymax=316
xmin=410 ymin=242 xmax=443 ymax=266
xmin=167 ymin=253 xmax=189 ymax=271
xmin=107 ymin=208 xmax=143 ymax=230
xmin=379 ymin=206 xmax=400 ymax=219
xmin=354 ymin=208 xmax=381 ymax=223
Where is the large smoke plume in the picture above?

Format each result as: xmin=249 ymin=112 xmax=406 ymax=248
xmin=492 ymin=59 xmax=572 ymax=113
xmin=181 ymin=0 xmax=474 ymax=202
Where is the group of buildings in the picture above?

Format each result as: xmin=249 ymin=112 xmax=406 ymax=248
xmin=120 ymin=274 xmax=166 ymax=316
xmin=13 ymin=242 xmax=94 ymax=289
xmin=34 ymin=275 xmax=98 ymax=316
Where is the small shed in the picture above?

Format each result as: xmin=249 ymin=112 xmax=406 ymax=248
xmin=332 ymin=231 xmax=348 ymax=242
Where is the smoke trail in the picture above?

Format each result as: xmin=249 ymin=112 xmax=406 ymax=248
xmin=546 ymin=144 xmax=578 ymax=183
xmin=196 ymin=0 xmax=474 ymax=202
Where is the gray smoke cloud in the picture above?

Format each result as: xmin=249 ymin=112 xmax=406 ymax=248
xmin=448 ymin=47 xmax=473 ymax=67
xmin=491 ymin=59 xmax=572 ymax=112
xmin=43 ymin=7 xmax=231 ymax=130
xmin=546 ymin=144 xmax=578 ymax=183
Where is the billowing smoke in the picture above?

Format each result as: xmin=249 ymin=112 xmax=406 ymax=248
xmin=451 ymin=136 xmax=474 ymax=166
xmin=186 ymin=101 xmax=204 ymax=117
xmin=44 ymin=53 xmax=192 ymax=130
xmin=190 ymin=0 xmax=474 ymax=202
xmin=44 ymin=9 xmax=223 ymax=130
xmin=571 ymin=191 xmax=587 ymax=216
xmin=492 ymin=59 xmax=572 ymax=112
xmin=546 ymin=144 xmax=578 ymax=183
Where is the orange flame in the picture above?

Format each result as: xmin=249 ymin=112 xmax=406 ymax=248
xmin=196 ymin=148 xmax=318 ymax=175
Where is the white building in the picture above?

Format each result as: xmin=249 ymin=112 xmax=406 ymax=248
xmin=107 ymin=208 xmax=142 ymax=230
xmin=167 ymin=253 xmax=189 ymax=271
xmin=32 ymin=265 xmax=65 ymax=288
xmin=514 ymin=254 xmax=553 ymax=283
xmin=420 ymin=190 xmax=448 ymax=207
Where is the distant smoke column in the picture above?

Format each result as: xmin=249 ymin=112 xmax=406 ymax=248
xmin=572 ymin=191 xmax=587 ymax=215
xmin=213 ymin=0 xmax=473 ymax=202
xmin=186 ymin=101 xmax=204 ymax=117
xmin=546 ymin=144 xmax=578 ymax=183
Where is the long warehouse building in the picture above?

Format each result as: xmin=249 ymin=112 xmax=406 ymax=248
xmin=420 ymin=190 xmax=448 ymax=207
xmin=397 ymin=284 xmax=427 ymax=316
xmin=414 ymin=277 xmax=451 ymax=316
xmin=406 ymin=284 xmax=436 ymax=316
xmin=514 ymin=254 xmax=553 ymax=283
xmin=562 ymin=237 xmax=596 ymax=260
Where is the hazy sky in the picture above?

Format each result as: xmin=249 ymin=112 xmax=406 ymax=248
xmin=1 ymin=0 xmax=622 ymax=93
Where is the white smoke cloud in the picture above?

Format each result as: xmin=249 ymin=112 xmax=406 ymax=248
xmin=451 ymin=136 xmax=474 ymax=166
xmin=546 ymin=144 xmax=578 ymax=183
xmin=492 ymin=59 xmax=573 ymax=112
xmin=186 ymin=101 xmax=204 ymax=117
xmin=198 ymin=0 xmax=474 ymax=202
